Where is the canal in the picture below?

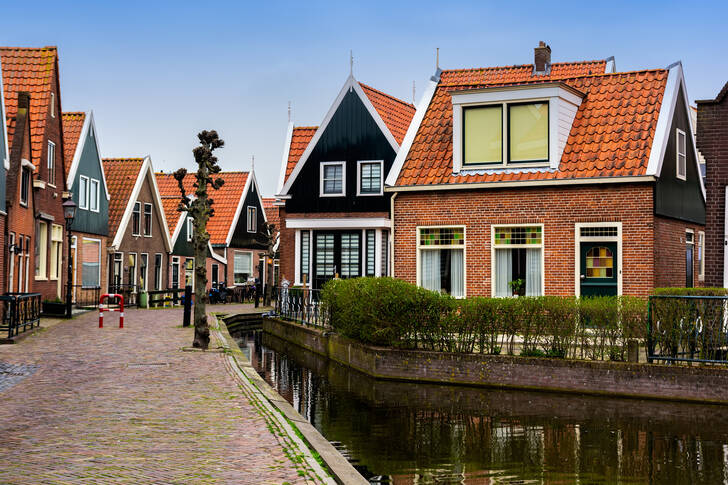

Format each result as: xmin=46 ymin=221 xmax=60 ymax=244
xmin=232 ymin=327 xmax=728 ymax=484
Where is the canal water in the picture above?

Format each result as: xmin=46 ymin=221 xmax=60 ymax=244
xmin=232 ymin=328 xmax=728 ymax=484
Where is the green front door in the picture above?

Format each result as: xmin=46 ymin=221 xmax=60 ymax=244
xmin=580 ymin=242 xmax=618 ymax=296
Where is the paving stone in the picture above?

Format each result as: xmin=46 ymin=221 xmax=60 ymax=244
xmin=0 ymin=305 xmax=310 ymax=484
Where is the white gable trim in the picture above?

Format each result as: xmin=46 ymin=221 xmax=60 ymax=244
xmin=225 ymin=172 xmax=252 ymax=246
xmin=209 ymin=241 xmax=227 ymax=264
xmin=280 ymin=75 xmax=401 ymax=196
xmin=385 ymin=69 xmax=441 ymax=187
xmin=66 ymin=111 xmax=111 ymax=200
xmin=276 ymin=121 xmax=293 ymax=194
xmin=646 ymin=62 xmax=706 ymax=200
xmin=0 ymin=60 xmax=9 ymax=170
xmin=111 ymin=156 xmax=173 ymax=252
xmin=170 ymin=211 xmax=187 ymax=247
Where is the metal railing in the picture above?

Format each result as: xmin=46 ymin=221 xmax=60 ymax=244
xmin=148 ymin=288 xmax=187 ymax=307
xmin=647 ymin=295 xmax=728 ymax=364
xmin=274 ymin=287 xmax=329 ymax=328
xmin=0 ymin=293 xmax=41 ymax=339
xmin=108 ymin=284 xmax=138 ymax=307
xmin=64 ymin=285 xmax=101 ymax=309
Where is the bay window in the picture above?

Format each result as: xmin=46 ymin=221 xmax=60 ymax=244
xmin=492 ymin=225 xmax=543 ymax=297
xmin=418 ymin=227 xmax=465 ymax=297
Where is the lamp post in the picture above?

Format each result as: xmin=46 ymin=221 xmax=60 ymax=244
xmin=63 ymin=198 xmax=77 ymax=318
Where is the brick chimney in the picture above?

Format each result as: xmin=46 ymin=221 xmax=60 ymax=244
xmin=18 ymin=91 xmax=31 ymax=110
xmin=534 ymin=41 xmax=551 ymax=75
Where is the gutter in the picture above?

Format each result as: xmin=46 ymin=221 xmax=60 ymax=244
xmin=385 ymin=175 xmax=657 ymax=192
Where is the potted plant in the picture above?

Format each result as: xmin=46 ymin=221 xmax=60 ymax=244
xmin=138 ymin=275 xmax=149 ymax=308
xmin=509 ymin=278 xmax=525 ymax=297
xmin=42 ymin=298 xmax=66 ymax=316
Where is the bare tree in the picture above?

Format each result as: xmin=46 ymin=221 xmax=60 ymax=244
xmin=174 ymin=130 xmax=224 ymax=349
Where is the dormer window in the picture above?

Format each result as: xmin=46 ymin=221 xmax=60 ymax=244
xmin=452 ymin=84 xmax=582 ymax=173
xmin=320 ymin=161 xmax=345 ymax=197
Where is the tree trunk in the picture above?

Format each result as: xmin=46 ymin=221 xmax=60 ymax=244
xmin=264 ymin=258 xmax=273 ymax=306
xmin=192 ymin=233 xmax=209 ymax=349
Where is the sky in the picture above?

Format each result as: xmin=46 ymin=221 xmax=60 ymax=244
xmin=3 ymin=0 xmax=727 ymax=196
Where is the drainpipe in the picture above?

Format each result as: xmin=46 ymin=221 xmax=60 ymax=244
xmin=390 ymin=192 xmax=397 ymax=277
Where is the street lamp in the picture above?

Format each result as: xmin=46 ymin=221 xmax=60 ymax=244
xmin=62 ymin=198 xmax=77 ymax=318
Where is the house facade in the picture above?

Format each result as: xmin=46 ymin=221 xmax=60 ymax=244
xmin=103 ymin=157 xmax=171 ymax=296
xmin=62 ymin=112 xmax=109 ymax=298
xmin=697 ymin=81 xmax=728 ymax=287
xmin=0 ymin=57 xmax=9 ymax=294
xmin=387 ymin=44 xmax=705 ymax=298
xmin=1 ymin=47 xmax=69 ymax=300
xmin=156 ymin=170 xmax=268 ymax=291
xmin=275 ymin=74 xmax=415 ymax=289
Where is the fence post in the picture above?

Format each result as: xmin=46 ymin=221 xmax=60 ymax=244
xmin=183 ymin=285 xmax=192 ymax=327
xmin=646 ymin=296 xmax=653 ymax=364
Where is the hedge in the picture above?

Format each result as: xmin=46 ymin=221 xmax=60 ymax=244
xmin=322 ymin=277 xmax=647 ymax=361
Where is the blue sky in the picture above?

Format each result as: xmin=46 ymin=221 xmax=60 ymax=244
xmin=3 ymin=1 xmax=727 ymax=196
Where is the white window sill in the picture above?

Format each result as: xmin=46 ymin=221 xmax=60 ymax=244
xmin=320 ymin=193 xmax=346 ymax=197
xmin=35 ymin=276 xmax=47 ymax=281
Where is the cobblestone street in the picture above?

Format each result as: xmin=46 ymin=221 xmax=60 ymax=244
xmin=0 ymin=305 xmax=311 ymax=484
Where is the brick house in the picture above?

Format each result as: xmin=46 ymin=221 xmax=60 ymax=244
xmin=0 ymin=57 xmax=9 ymax=294
xmin=697 ymin=81 xmax=728 ymax=287
xmin=103 ymin=157 xmax=171 ymax=297
xmin=262 ymin=197 xmax=280 ymax=286
xmin=62 ymin=112 xmax=109 ymax=300
xmin=1 ymin=47 xmax=69 ymax=300
xmin=386 ymin=44 xmax=705 ymax=297
xmin=275 ymin=73 xmax=415 ymax=288
xmin=156 ymin=170 xmax=268 ymax=291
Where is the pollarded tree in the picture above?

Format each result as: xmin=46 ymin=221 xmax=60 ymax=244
xmin=174 ymin=130 xmax=225 ymax=349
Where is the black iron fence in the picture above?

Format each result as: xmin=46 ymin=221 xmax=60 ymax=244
xmin=108 ymin=284 xmax=138 ymax=307
xmin=275 ymin=287 xmax=329 ymax=328
xmin=64 ymin=285 xmax=101 ymax=309
xmin=648 ymin=295 xmax=728 ymax=364
xmin=148 ymin=288 xmax=187 ymax=308
xmin=0 ymin=293 xmax=41 ymax=340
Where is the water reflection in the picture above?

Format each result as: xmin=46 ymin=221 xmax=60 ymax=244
xmin=233 ymin=328 xmax=728 ymax=484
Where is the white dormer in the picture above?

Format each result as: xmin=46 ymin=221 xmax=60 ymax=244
xmin=451 ymin=82 xmax=584 ymax=173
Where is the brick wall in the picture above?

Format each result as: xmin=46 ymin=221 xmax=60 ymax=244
xmin=653 ymin=216 xmax=703 ymax=288
xmin=393 ymin=184 xmax=657 ymax=297
xmin=697 ymin=84 xmax=728 ymax=287
xmin=0 ymin=214 xmax=5 ymax=293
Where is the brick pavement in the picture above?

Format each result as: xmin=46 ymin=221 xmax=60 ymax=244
xmin=0 ymin=305 xmax=314 ymax=484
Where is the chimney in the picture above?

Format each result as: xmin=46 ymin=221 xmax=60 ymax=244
xmin=534 ymin=41 xmax=551 ymax=75
xmin=18 ymin=91 xmax=31 ymax=110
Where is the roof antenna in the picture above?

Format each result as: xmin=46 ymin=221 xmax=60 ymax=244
xmin=412 ymin=80 xmax=416 ymax=104
xmin=287 ymin=101 xmax=291 ymax=123
xmin=251 ymin=154 xmax=255 ymax=173
xmin=436 ymin=47 xmax=440 ymax=70
xmin=350 ymin=49 xmax=354 ymax=77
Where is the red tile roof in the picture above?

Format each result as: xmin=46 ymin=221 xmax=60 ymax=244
xmin=359 ymin=82 xmax=416 ymax=144
xmin=283 ymin=126 xmax=316 ymax=185
xmin=262 ymin=197 xmax=280 ymax=230
xmin=395 ymin=62 xmax=670 ymax=186
xmin=102 ymin=158 xmax=145 ymax=235
xmin=155 ymin=171 xmax=249 ymax=245
xmin=1 ymin=47 xmax=58 ymax=169
xmin=61 ymin=112 xmax=85 ymax=165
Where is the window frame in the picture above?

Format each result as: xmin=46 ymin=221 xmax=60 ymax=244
xmin=460 ymin=100 xmax=550 ymax=168
xmin=143 ymin=203 xmax=153 ymax=237
xmin=128 ymin=252 xmax=137 ymax=292
xmin=186 ymin=216 xmax=193 ymax=242
xmin=132 ymin=202 xmax=141 ymax=236
xmin=319 ymin=161 xmax=346 ymax=197
xmin=140 ymin=253 xmax=149 ymax=291
xmin=20 ymin=168 xmax=30 ymax=206
xmin=81 ymin=237 xmax=102 ymax=288
xmin=89 ymin=178 xmax=100 ymax=212
xmin=490 ymin=223 xmax=545 ymax=298
xmin=233 ymin=250 xmax=254 ymax=286
xmin=676 ymin=128 xmax=687 ymax=181
xmin=47 ymin=140 xmax=56 ymax=185
xmin=35 ymin=221 xmax=48 ymax=279
xmin=416 ymin=225 xmax=467 ymax=298
xmin=574 ymin=222 xmax=623 ymax=297
xmin=78 ymin=175 xmax=90 ymax=210
xmin=154 ymin=253 xmax=163 ymax=290
xmin=357 ymin=160 xmax=384 ymax=196
xmin=698 ymin=230 xmax=705 ymax=282
xmin=246 ymin=206 xmax=257 ymax=233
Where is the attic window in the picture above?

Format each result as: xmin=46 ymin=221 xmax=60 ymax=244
xmin=676 ymin=128 xmax=687 ymax=181
xmin=320 ymin=161 xmax=346 ymax=196
xmin=247 ymin=206 xmax=257 ymax=233
xmin=50 ymin=93 xmax=55 ymax=118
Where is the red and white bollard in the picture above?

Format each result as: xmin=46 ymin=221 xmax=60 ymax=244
xmin=99 ymin=293 xmax=124 ymax=328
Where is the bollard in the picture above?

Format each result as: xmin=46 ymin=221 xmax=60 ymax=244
xmin=627 ymin=339 xmax=640 ymax=363
xmin=99 ymin=303 xmax=104 ymax=328
xmin=183 ymin=285 xmax=192 ymax=327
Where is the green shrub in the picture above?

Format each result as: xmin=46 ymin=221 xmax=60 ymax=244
xmin=654 ymin=287 xmax=728 ymax=296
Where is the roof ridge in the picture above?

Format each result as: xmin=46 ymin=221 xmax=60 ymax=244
xmin=293 ymin=125 xmax=318 ymax=130
xmin=442 ymin=59 xmax=606 ymax=74
xmin=62 ymin=111 xmax=85 ymax=117
xmin=359 ymin=81 xmax=415 ymax=108
xmin=440 ymin=67 xmax=668 ymax=88
xmin=0 ymin=45 xmax=58 ymax=52
xmin=102 ymin=157 xmax=145 ymax=162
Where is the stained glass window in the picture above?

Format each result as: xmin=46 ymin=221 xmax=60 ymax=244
xmin=586 ymin=247 xmax=613 ymax=278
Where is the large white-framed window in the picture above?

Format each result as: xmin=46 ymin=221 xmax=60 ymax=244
xmin=113 ymin=252 xmax=123 ymax=286
xmin=154 ymin=253 xmax=163 ymax=290
xmin=320 ymin=161 xmax=346 ymax=197
xmin=78 ymin=175 xmax=89 ymax=210
xmin=47 ymin=140 xmax=56 ymax=184
xmin=417 ymin=226 xmax=465 ymax=297
xmin=171 ymin=256 xmax=180 ymax=288
xmin=247 ymin=206 xmax=257 ymax=233
xmin=143 ymin=203 xmax=153 ymax=236
xmin=233 ymin=251 xmax=253 ymax=285
xmin=35 ymin=221 xmax=48 ymax=279
xmin=8 ymin=233 xmax=15 ymax=292
xmin=132 ymin=202 xmax=141 ymax=236
xmin=49 ymin=224 xmax=63 ymax=281
xmin=81 ymin=238 xmax=101 ymax=287
xmin=491 ymin=224 xmax=544 ymax=297
xmin=686 ymin=228 xmax=695 ymax=288
xmin=128 ymin=253 xmax=137 ymax=291
xmin=140 ymin=253 xmax=149 ymax=291
xmin=676 ymin=128 xmax=687 ymax=181
xmin=574 ymin=223 xmax=622 ymax=297
xmin=698 ymin=230 xmax=705 ymax=282
xmin=89 ymin=179 xmax=100 ymax=212
xmin=186 ymin=216 xmax=193 ymax=242
xmin=357 ymin=160 xmax=383 ymax=196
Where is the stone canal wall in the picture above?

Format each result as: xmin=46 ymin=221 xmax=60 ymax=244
xmin=264 ymin=317 xmax=728 ymax=404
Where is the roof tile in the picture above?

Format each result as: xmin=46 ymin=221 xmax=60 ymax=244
xmin=61 ymin=112 xmax=85 ymax=165
xmin=102 ymin=158 xmax=145 ymax=235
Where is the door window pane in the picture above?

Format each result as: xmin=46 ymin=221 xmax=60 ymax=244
xmin=509 ymin=103 xmax=548 ymax=162
xmin=300 ymin=231 xmax=310 ymax=282
xmin=340 ymin=233 xmax=360 ymax=278
xmin=365 ymin=230 xmax=376 ymax=276
xmin=464 ymin=105 xmax=502 ymax=164
xmin=586 ymin=247 xmax=614 ymax=278
xmin=315 ymin=234 xmax=335 ymax=277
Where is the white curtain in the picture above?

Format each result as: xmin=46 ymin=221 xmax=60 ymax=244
xmin=450 ymin=249 xmax=464 ymax=297
xmin=495 ymin=249 xmax=512 ymax=297
xmin=421 ymin=250 xmax=441 ymax=293
xmin=526 ymin=248 xmax=542 ymax=296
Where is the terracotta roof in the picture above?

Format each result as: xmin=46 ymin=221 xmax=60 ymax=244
xmin=395 ymin=62 xmax=669 ymax=186
xmin=0 ymin=47 xmax=58 ymax=168
xmin=262 ymin=197 xmax=280 ymax=230
xmin=283 ymin=126 xmax=316 ymax=185
xmin=359 ymin=82 xmax=416 ymax=144
xmin=61 ymin=112 xmax=85 ymax=165
xmin=102 ymin=158 xmax=144 ymax=235
xmin=155 ymin=171 xmax=249 ymax=245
